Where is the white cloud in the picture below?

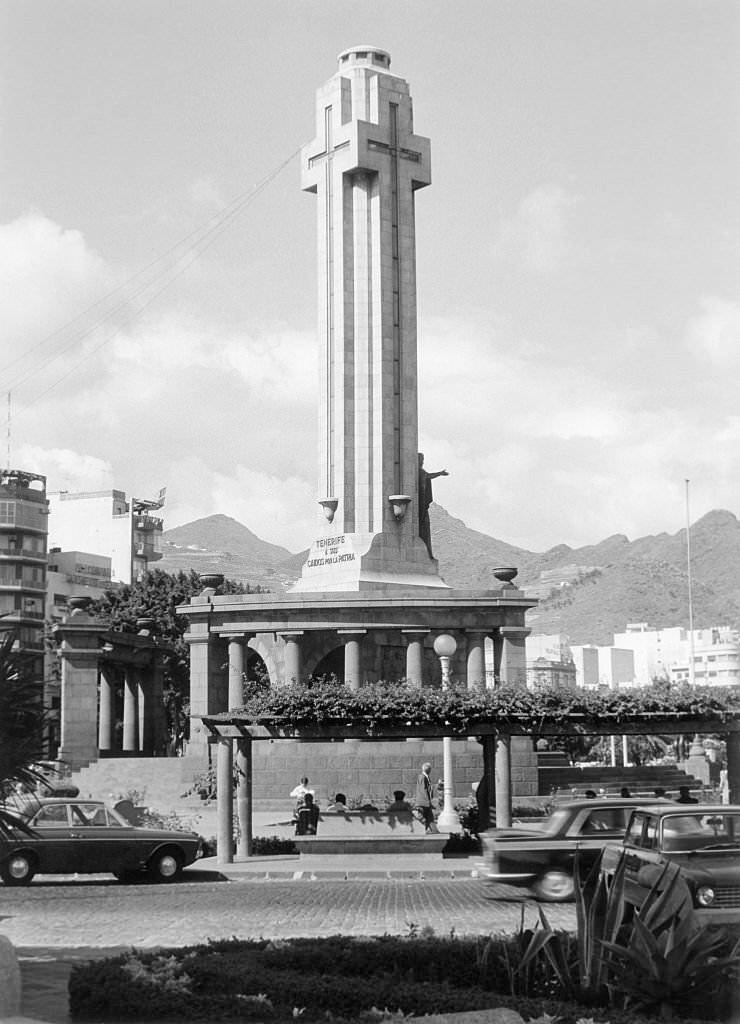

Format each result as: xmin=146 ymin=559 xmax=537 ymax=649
xmin=12 ymin=444 xmax=114 ymax=493
xmin=492 ymin=185 xmax=581 ymax=272
xmin=189 ymin=178 xmax=226 ymax=209
xmin=4 ymin=211 xmax=740 ymax=559
xmin=685 ymin=296 xmax=740 ymax=366
xmin=0 ymin=211 xmax=113 ymax=357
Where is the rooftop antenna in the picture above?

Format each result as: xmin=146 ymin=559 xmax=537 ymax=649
xmin=685 ymin=478 xmax=695 ymax=685
xmin=6 ymin=392 xmax=10 ymax=471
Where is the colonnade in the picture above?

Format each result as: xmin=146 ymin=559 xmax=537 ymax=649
xmin=97 ymin=660 xmax=166 ymax=755
xmin=220 ymin=624 xmax=530 ymax=693
xmin=53 ymin=603 xmax=172 ymax=769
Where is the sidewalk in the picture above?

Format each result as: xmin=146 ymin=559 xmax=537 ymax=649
xmin=188 ymin=850 xmax=481 ymax=880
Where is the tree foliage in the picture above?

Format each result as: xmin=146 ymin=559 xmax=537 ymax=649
xmin=0 ymin=627 xmax=46 ymax=835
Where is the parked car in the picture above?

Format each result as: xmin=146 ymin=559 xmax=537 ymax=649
xmin=0 ymin=797 xmax=205 ymax=885
xmin=478 ymin=797 xmax=672 ymax=901
xmin=599 ymin=804 xmax=740 ymax=925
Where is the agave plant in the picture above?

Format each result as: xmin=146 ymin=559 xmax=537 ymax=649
xmin=598 ymin=855 xmax=740 ymax=1018
xmin=0 ymin=627 xmax=47 ymax=837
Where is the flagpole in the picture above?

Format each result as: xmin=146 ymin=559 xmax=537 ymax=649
xmin=686 ymin=478 xmax=695 ymax=686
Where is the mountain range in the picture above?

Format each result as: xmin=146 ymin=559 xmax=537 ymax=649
xmin=157 ymin=507 xmax=740 ymax=645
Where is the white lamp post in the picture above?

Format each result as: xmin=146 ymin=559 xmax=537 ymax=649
xmin=433 ymin=633 xmax=461 ymax=833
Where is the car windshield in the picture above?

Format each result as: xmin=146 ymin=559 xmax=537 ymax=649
xmin=661 ymin=812 xmax=740 ymax=851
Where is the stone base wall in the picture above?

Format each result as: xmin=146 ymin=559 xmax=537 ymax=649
xmin=249 ymin=737 xmax=538 ymax=805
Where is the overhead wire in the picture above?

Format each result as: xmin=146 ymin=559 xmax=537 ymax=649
xmin=5 ymin=146 xmax=301 ymax=415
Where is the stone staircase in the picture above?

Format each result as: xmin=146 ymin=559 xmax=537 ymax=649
xmin=539 ymin=762 xmax=706 ymax=798
xmin=69 ymin=755 xmax=209 ymax=808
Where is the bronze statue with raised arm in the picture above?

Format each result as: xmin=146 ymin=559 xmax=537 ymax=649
xmin=418 ymin=453 xmax=448 ymax=558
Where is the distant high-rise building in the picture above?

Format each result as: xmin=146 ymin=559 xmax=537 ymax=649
xmin=48 ymin=488 xmax=164 ymax=585
xmin=0 ymin=469 xmax=48 ymax=663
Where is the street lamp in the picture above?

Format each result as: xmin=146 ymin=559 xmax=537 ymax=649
xmin=433 ymin=633 xmax=461 ymax=833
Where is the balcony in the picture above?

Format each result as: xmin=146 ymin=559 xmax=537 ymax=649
xmin=0 ymin=546 xmax=47 ymax=563
xmin=0 ymin=577 xmax=46 ymax=592
xmin=135 ymin=515 xmax=163 ymax=531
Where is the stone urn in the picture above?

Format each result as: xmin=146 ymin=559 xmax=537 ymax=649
xmin=492 ymin=567 xmax=518 ymax=587
xmin=198 ymin=573 xmax=224 ymax=593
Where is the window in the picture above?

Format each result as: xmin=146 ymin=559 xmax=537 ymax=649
xmin=34 ymin=804 xmax=69 ymax=826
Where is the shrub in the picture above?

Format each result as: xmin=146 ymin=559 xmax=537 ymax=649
xmin=68 ymin=929 xmax=736 ymax=1022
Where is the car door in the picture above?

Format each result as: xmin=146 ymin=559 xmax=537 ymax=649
xmin=66 ymin=802 xmax=122 ymax=873
xmin=572 ymin=805 xmax=630 ymax=873
xmin=620 ymin=812 xmax=662 ymax=906
xmin=29 ymin=802 xmax=78 ymax=874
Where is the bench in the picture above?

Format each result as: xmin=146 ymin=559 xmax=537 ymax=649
xmin=292 ymin=807 xmax=448 ymax=854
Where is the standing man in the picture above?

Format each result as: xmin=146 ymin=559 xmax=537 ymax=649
xmin=414 ymin=761 xmax=436 ymax=832
xmin=418 ymin=453 xmax=449 ymax=557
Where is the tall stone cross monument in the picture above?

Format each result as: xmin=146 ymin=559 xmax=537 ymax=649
xmin=294 ymin=46 xmax=447 ymax=592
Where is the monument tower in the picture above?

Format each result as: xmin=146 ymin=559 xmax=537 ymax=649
xmin=295 ymin=46 xmax=445 ymax=591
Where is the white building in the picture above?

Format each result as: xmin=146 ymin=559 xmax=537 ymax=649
xmin=671 ymin=632 xmax=740 ymax=687
xmin=570 ymin=643 xmax=635 ymax=689
xmin=48 ymin=488 xmax=164 ymax=585
xmin=614 ymin=622 xmax=740 ymax=686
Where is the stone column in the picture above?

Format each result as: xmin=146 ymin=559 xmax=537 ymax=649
xmin=227 ymin=637 xmax=245 ymax=709
xmin=478 ymin=735 xmax=496 ymax=832
xmin=98 ymin=664 xmax=116 ymax=752
xmin=726 ymin=731 xmax=740 ymax=803
xmin=149 ymin=655 xmax=166 ymax=756
xmin=499 ymin=627 xmax=530 ymax=688
xmin=280 ymin=631 xmax=304 ymax=685
xmin=236 ymin=737 xmax=252 ymax=859
xmin=217 ymin=737 xmax=234 ymax=864
xmin=136 ymin=668 xmax=148 ymax=753
xmin=402 ymin=630 xmax=428 ymax=687
xmin=54 ymin=606 xmax=107 ymax=769
xmin=338 ymin=630 xmax=366 ymax=690
xmin=185 ymin=608 xmax=217 ymax=755
xmin=465 ymin=631 xmax=487 ymax=690
xmin=491 ymin=628 xmax=503 ymax=685
xmin=122 ymin=669 xmax=138 ymax=752
xmin=494 ymin=734 xmax=512 ymax=827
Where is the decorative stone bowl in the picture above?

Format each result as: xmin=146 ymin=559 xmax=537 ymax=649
xmin=492 ymin=567 xmax=518 ymax=586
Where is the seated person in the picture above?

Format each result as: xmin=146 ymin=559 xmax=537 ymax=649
xmin=325 ymin=792 xmax=349 ymax=812
xmin=294 ymin=792 xmax=320 ymax=835
xmin=387 ymin=790 xmax=412 ymax=811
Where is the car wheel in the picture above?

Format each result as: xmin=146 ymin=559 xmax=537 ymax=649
xmin=1 ymin=852 xmax=36 ymax=886
xmin=147 ymin=848 xmax=183 ymax=883
xmin=532 ymin=870 xmax=574 ymax=902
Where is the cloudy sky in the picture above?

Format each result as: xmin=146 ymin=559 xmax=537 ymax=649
xmin=2 ymin=1 xmax=738 ymax=554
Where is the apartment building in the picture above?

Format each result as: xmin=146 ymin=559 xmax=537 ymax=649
xmin=48 ymin=488 xmax=164 ymax=585
xmin=0 ymin=469 xmax=48 ymax=669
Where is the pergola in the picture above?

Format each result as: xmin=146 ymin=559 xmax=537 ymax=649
xmin=201 ymin=706 xmax=740 ymax=864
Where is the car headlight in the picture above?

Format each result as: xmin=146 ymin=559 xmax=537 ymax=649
xmin=696 ymin=885 xmax=715 ymax=907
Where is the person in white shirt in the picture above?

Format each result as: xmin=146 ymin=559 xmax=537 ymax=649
xmin=290 ymin=776 xmax=314 ymax=803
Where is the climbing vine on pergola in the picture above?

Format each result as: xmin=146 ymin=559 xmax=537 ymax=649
xmin=232 ymin=680 xmax=740 ymax=738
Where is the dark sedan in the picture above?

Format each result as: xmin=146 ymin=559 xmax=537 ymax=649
xmin=478 ymin=797 xmax=671 ymax=901
xmin=0 ymin=798 xmax=205 ymax=885
xmin=600 ymin=804 xmax=740 ymax=925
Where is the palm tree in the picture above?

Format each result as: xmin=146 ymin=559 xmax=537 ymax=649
xmin=0 ymin=627 xmax=46 ymax=837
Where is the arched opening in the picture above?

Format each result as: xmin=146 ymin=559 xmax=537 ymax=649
xmin=311 ymin=646 xmax=344 ymax=683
